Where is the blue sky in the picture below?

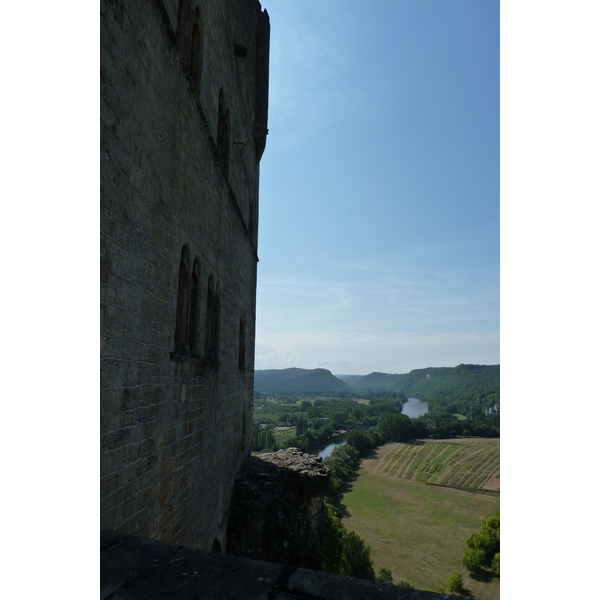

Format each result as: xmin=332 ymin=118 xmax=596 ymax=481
xmin=256 ymin=0 xmax=499 ymax=375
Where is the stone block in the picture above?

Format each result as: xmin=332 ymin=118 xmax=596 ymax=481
xmin=226 ymin=448 xmax=330 ymax=570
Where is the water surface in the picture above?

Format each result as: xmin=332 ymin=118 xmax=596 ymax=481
xmin=311 ymin=432 xmax=348 ymax=458
xmin=401 ymin=397 xmax=429 ymax=419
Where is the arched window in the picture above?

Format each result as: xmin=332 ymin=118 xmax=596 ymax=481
xmin=188 ymin=258 xmax=201 ymax=356
xmin=205 ymin=275 xmax=220 ymax=362
xmin=217 ymin=90 xmax=230 ymax=176
xmin=238 ymin=310 xmax=246 ymax=369
xmin=174 ymin=246 xmax=191 ymax=354
xmin=211 ymin=539 xmax=222 ymax=553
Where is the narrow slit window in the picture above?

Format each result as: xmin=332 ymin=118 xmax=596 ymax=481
xmin=188 ymin=259 xmax=200 ymax=356
xmin=205 ymin=276 xmax=219 ymax=362
xmin=175 ymin=246 xmax=191 ymax=354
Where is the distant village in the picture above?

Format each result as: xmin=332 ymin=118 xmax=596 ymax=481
xmin=486 ymin=402 xmax=500 ymax=415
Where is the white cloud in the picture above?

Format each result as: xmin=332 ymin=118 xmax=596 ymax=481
xmin=254 ymin=330 xmax=500 ymax=374
xmin=266 ymin=0 xmax=356 ymax=149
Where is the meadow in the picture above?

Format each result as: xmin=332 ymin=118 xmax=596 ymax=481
xmin=341 ymin=439 xmax=500 ymax=599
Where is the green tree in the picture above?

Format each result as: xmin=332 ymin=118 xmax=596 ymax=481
xmin=330 ymin=409 xmax=349 ymax=426
xmin=323 ymin=503 xmax=345 ymax=574
xmin=467 ymin=513 xmax=499 ymax=566
xmin=376 ymin=568 xmax=393 ymax=584
xmin=462 ymin=548 xmax=485 ymax=573
xmin=347 ymin=428 xmax=372 ymax=454
xmin=446 ymin=572 xmax=463 ymax=594
xmin=377 ymin=413 xmax=414 ymax=442
xmin=341 ymin=531 xmax=375 ymax=580
xmin=296 ymin=417 xmax=307 ymax=436
xmin=491 ymin=552 xmax=500 ymax=575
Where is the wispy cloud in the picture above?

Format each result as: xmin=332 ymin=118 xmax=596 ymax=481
xmin=255 ymin=330 xmax=500 ymax=374
xmin=267 ymin=1 xmax=357 ymax=149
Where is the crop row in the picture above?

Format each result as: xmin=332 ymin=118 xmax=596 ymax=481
xmin=378 ymin=439 xmax=499 ymax=491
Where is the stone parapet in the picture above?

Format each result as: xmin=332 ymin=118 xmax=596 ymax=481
xmin=101 ymin=530 xmax=453 ymax=599
xmin=226 ymin=448 xmax=330 ymax=569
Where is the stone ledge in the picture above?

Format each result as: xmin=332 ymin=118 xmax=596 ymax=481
xmin=101 ymin=530 xmax=452 ymax=599
xmin=226 ymin=448 xmax=330 ymax=569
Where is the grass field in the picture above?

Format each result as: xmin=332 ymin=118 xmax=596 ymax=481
xmin=341 ymin=439 xmax=500 ymax=599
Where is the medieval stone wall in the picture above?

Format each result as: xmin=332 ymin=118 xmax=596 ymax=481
xmin=100 ymin=0 xmax=269 ymax=550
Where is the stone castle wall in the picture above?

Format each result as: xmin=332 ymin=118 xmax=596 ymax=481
xmin=100 ymin=0 xmax=269 ymax=550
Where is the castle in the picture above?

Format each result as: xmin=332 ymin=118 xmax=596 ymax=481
xmin=100 ymin=0 xmax=269 ymax=551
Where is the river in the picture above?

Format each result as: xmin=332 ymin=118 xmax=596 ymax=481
xmin=313 ymin=432 xmax=349 ymax=458
xmin=401 ymin=397 xmax=429 ymax=418
xmin=310 ymin=398 xmax=428 ymax=457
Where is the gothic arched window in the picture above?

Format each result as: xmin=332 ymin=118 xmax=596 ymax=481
xmin=188 ymin=258 xmax=201 ymax=356
xmin=205 ymin=275 xmax=220 ymax=362
xmin=174 ymin=246 xmax=191 ymax=354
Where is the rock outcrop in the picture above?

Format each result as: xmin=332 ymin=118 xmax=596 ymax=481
xmin=226 ymin=448 xmax=330 ymax=570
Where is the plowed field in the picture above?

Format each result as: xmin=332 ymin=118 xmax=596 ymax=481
xmin=342 ymin=438 xmax=500 ymax=599
xmin=363 ymin=437 xmax=499 ymax=492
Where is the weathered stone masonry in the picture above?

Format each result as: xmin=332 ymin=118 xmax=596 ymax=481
xmin=100 ymin=0 xmax=269 ymax=550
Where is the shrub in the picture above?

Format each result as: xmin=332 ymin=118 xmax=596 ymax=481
xmin=323 ymin=502 xmax=375 ymax=582
xmin=467 ymin=513 xmax=500 ymax=566
xmin=446 ymin=572 xmax=463 ymax=594
xmin=376 ymin=568 xmax=393 ymax=584
xmin=347 ymin=428 xmax=372 ymax=454
xmin=462 ymin=548 xmax=485 ymax=573
xmin=323 ymin=503 xmax=344 ymax=574
xmin=491 ymin=552 xmax=500 ymax=575
xmin=397 ymin=580 xmax=414 ymax=589
xmin=341 ymin=531 xmax=375 ymax=581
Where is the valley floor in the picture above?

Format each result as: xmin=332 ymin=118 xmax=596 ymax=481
xmin=341 ymin=439 xmax=500 ymax=599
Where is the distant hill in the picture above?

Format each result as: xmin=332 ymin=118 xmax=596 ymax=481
xmin=353 ymin=364 xmax=500 ymax=406
xmin=334 ymin=374 xmax=364 ymax=385
xmin=254 ymin=368 xmax=352 ymax=395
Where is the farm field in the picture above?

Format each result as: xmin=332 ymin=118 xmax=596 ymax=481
xmin=373 ymin=437 xmax=500 ymax=492
xmin=342 ymin=438 xmax=500 ymax=599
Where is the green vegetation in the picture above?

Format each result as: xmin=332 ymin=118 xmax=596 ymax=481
xmin=353 ymin=364 xmax=499 ymax=417
xmin=462 ymin=514 xmax=500 ymax=574
xmin=252 ymin=393 xmax=411 ymax=454
xmin=491 ymin=553 xmax=500 ymax=575
xmin=252 ymin=367 xmax=501 ymax=593
xmin=323 ymin=444 xmax=361 ymax=502
xmin=446 ymin=572 xmax=464 ymax=594
xmin=324 ymin=502 xmax=375 ymax=580
xmin=342 ymin=450 xmax=499 ymax=598
xmin=254 ymin=364 xmax=500 ymax=435
xmin=361 ymin=438 xmax=499 ymax=493
xmin=251 ymin=425 xmax=276 ymax=452
xmin=254 ymin=368 xmax=353 ymax=395
xmin=463 ymin=548 xmax=486 ymax=572
xmin=376 ymin=568 xmax=394 ymax=584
